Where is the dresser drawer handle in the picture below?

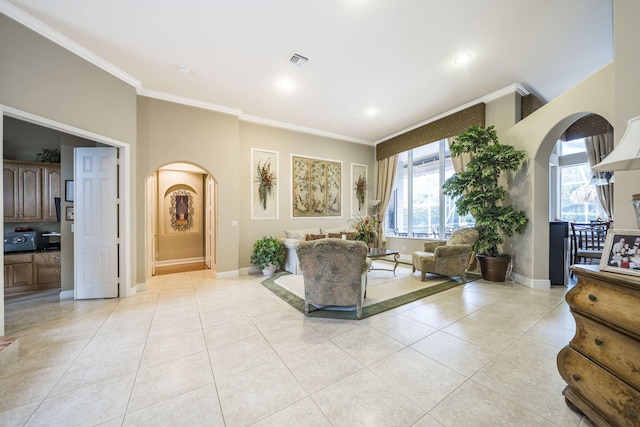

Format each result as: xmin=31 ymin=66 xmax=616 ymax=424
xmin=572 ymin=374 xmax=581 ymax=382
xmin=594 ymin=338 xmax=603 ymax=346
xmin=588 ymin=294 xmax=597 ymax=302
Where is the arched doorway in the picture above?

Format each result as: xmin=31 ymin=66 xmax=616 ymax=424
xmin=547 ymin=114 xmax=614 ymax=285
xmin=146 ymin=162 xmax=217 ymax=276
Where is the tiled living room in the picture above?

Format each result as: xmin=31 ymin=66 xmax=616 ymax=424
xmin=2 ymin=0 xmax=639 ymax=426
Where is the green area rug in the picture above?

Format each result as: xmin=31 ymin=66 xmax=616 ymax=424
xmin=261 ymin=265 xmax=478 ymax=320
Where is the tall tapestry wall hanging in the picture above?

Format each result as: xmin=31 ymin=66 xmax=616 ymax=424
xmin=251 ymin=148 xmax=279 ymax=220
xmin=351 ymin=163 xmax=368 ymax=216
xmin=292 ymin=155 xmax=342 ymax=217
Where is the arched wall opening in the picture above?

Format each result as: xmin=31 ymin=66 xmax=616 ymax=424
xmin=145 ymin=162 xmax=217 ymax=277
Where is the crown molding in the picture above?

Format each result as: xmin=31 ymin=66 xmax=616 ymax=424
xmin=137 ymin=88 xmax=243 ymax=117
xmin=0 ymin=1 xmax=141 ymax=89
xmin=376 ymin=83 xmax=531 ymax=144
xmin=239 ymin=115 xmax=374 ymax=146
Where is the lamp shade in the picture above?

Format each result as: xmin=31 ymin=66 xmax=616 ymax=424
xmin=592 ymin=116 xmax=640 ymax=171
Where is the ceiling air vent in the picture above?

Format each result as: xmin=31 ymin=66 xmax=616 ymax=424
xmin=289 ymin=53 xmax=309 ymax=67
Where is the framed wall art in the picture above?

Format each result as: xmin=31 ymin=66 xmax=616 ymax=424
xmin=251 ymin=148 xmax=279 ymax=220
xmin=65 ymin=180 xmax=74 ymax=202
xmin=169 ymin=190 xmax=195 ymax=231
xmin=351 ymin=163 xmax=368 ymax=217
xmin=291 ymin=155 xmax=342 ymax=218
xmin=599 ymin=229 xmax=640 ymax=276
xmin=65 ymin=206 xmax=74 ymax=221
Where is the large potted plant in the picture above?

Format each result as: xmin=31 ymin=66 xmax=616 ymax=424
xmin=250 ymin=235 xmax=285 ymax=275
xmin=442 ymin=125 xmax=528 ymax=282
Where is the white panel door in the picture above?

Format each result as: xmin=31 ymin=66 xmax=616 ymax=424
xmin=74 ymin=147 xmax=118 ymax=299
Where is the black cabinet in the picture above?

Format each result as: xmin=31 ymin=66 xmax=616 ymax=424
xmin=549 ymin=221 xmax=569 ymax=285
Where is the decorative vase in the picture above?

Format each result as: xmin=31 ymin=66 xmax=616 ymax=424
xmin=262 ymin=263 xmax=277 ymax=276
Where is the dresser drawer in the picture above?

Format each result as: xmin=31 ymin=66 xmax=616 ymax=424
xmin=571 ymin=312 xmax=640 ymax=389
xmin=558 ymin=346 xmax=640 ymax=426
xmin=566 ymin=275 xmax=640 ymax=333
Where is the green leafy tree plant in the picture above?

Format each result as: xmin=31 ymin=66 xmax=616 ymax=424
xmin=250 ymin=235 xmax=285 ymax=271
xmin=443 ymin=125 xmax=528 ymax=257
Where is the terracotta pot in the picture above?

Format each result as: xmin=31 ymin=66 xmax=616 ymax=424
xmin=476 ymin=254 xmax=511 ymax=282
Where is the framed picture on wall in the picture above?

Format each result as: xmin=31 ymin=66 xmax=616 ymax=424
xmin=351 ymin=163 xmax=367 ymax=217
xmin=65 ymin=180 xmax=74 ymax=202
xmin=65 ymin=206 xmax=74 ymax=221
xmin=251 ymin=148 xmax=279 ymax=220
xmin=291 ymin=154 xmax=342 ymax=218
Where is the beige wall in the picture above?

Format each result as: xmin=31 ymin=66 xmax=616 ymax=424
xmin=501 ymin=64 xmax=614 ymax=286
xmin=239 ymin=122 xmax=376 ymax=269
xmin=0 ymin=15 xmax=137 ymax=145
xmin=613 ymin=0 xmax=640 ymax=229
xmin=137 ymin=96 xmax=239 ymax=275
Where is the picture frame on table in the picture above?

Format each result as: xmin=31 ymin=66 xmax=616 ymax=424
xmin=599 ymin=229 xmax=640 ymax=277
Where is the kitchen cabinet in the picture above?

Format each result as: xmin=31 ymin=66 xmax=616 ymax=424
xmin=557 ymin=265 xmax=640 ymax=426
xmin=4 ymin=253 xmax=34 ymax=295
xmin=3 ymin=160 xmax=60 ymax=222
xmin=43 ymin=165 xmax=61 ymax=222
xmin=34 ymin=250 xmax=61 ymax=290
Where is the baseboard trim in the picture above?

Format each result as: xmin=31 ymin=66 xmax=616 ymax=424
xmin=59 ymin=290 xmax=74 ymax=300
xmin=512 ymin=273 xmax=550 ymax=289
xmin=216 ymin=270 xmax=239 ymax=279
xmin=155 ymin=257 xmax=205 ymax=267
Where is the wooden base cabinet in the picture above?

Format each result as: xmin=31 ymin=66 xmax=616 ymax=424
xmin=558 ymin=265 xmax=640 ymax=426
xmin=4 ymin=253 xmax=34 ymax=295
xmin=34 ymin=251 xmax=61 ymax=290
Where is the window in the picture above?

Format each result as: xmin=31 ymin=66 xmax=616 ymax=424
xmin=386 ymin=139 xmax=474 ymax=239
xmin=553 ymin=138 xmax=606 ymax=222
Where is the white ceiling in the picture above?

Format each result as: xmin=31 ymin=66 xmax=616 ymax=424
xmin=3 ymin=0 xmax=613 ymax=145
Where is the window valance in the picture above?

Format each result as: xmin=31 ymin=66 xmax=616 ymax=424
xmin=375 ymin=103 xmax=485 ymax=160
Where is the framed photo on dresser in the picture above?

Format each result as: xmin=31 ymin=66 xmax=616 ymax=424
xmin=599 ymin=229 xmax=640 ymax=277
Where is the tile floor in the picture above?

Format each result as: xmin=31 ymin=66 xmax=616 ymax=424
xmin=0 ymin=267 xmax=597 ymax=426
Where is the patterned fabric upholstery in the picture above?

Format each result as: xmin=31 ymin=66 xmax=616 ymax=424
xmin=295 ymin=238 xmax=371 ymax=318
xmin=412 ymin=228 xmax=479 ymax=282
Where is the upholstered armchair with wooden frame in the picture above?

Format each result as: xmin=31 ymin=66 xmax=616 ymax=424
xmin=412 ymin=228 xmax=479 ymax=282
xmin=295 ymin=238 xmax=371 ymax=318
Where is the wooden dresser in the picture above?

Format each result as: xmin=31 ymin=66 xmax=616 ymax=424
xmin=557 ymin=265 xmax=640 ymax=426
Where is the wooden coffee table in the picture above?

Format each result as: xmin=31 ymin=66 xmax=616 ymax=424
xmin=367 ymin=248 xmax=400 ymax=276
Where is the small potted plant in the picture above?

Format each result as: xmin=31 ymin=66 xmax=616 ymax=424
xmin=442 ymin=125 xmax=529 ymax=282
xmin=250 ymin=235 xmax=285 ymax=275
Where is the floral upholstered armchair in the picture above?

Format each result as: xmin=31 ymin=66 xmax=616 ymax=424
xmin=295 ymin=238 xmax=371 ymax=318
xmin=412 ymin=228 xmax=479 ymax=282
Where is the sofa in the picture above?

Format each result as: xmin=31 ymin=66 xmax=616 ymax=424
xmin=281 ymin=226 xmax=355 ymax=274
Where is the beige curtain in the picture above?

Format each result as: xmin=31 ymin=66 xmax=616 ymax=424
xmin=375 ymin=155 xmax=398 ymax=241
xmin=451 ymin=150 xmax=472 ymax=173
xmin=585 ymin=133 xmax=614 ymax=219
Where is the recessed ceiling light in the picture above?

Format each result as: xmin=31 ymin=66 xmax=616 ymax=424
xmin=365 ymin=107 xmax=377 ymax=117
xmin=178 ymin=65 xmax=191 ymax=75
xmin=454 ymin=54 xmax=471 ymax=65
xmin=278 ymin=79 xmax=294 ymax=91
